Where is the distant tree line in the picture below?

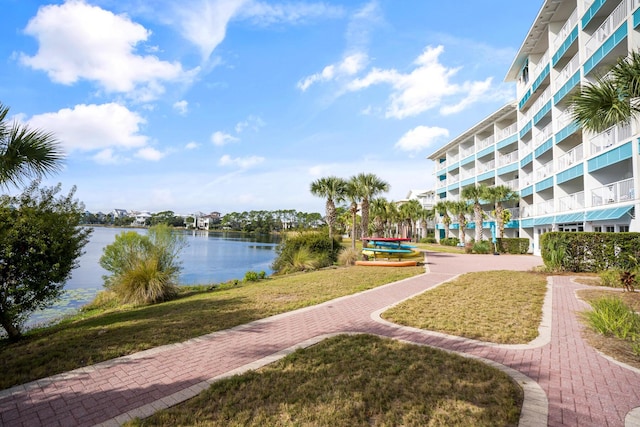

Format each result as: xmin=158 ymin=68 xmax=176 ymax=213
xmin=220 ymin=210 xmax=323 ymax=234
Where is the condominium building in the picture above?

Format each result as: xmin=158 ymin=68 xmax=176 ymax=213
xmin=429 ymin=0 xmax=640 ymax=255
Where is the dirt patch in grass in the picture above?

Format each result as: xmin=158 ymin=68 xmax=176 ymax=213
xmin=382 ymin=271 xmax=548 ymax=344
xmin=127 ymin=335 xmax=522 ymax=427
xmin=577 ymin=289 xmax=640 ymax=370
xmin=0 ymin=266 xmax=423 ymax=391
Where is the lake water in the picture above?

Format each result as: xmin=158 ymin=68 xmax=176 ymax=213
xmin=27 ymin=227 xmax=280 ymax=327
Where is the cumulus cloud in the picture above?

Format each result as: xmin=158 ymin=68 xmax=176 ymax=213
xmin=235 ymin=115 xmax=265 ymax=133
xmin=218 ymin=154 xmax=264 ymax=169
xmin=93 ymin=148 xmax=123 ymax=164
xmin=136 ymin=147 xmax=166 ymax=161
xmin=185 ymin=141 xmax=199 ymax=149
xmin=211 ymin=131 xmax=239 ymax=146
xmin=173 ymin=100 xmax=189 ymax=115
xmin=19 ymin=1 xmax=189 ymax=101
xmin=298 ymin=52 xmax=368 ymax=91
xmin=27 ymin=103 xmax=148 ymax=153
xmin=395 ymin=126 xmax=449 ymax=153
xmin=346 ymin=45 xmax=497 ymax=119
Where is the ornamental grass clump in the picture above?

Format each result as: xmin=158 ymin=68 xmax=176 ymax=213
xmin=584 ymin=297 xmax=640 ymax=341
xmin=100 ymin=224 xmax=186 ymax=305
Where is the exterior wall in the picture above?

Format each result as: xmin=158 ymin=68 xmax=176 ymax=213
xmin=429 ymin=0 xmax=640 ymax=254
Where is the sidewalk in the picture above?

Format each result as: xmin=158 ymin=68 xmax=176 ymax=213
xmin=0 ymin=252 xmax=639 ymax=426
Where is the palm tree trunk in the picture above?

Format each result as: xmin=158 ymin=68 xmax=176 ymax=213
xmin=474 ymin=204 xmax=482 ymax=242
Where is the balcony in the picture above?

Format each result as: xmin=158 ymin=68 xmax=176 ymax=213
xmin=534 ymin=123 xmax=554 ymax=148
xmin=518 ymin=109 xmax=533 ymax=129
xmin=554 ymin=53 xmax=580 ymax=92
xmin=460 ymin=169 xmax=476 ymax=180
xmin=497 ymin=123 xmax=518 ymax=141
xmin=557 ymin=144 xmax=584 ymax=171
xmin=533 ymin=51 xmax=550 ymax=77
xmin=531 ymin=86 xmax=552 ymax=115
xmin=477 ymin=159 xmax=495 ymax=173
xmin=437 ymin=179 xmax=446 ymax=189
xmin=507 ymin=207 xmax=520 ymax=219
xmin=520 ymin=205 xmax=534 ymax=218
xmin=536 ymin=200 xmax=555 ymax=215
xmin=497 ymin=151 xmax=518 ymax=167
xmin=555 ymin=108 xmax=576 ymax=131
xmin=477 ymin=135 xmax=495 ymax=151
xmin=502 ymin=179 xmax=519 ymax=190
xmin=448 ymin=176 xmax=460 ymax=185
xmin=460 ymin=146 xmax=475 ymax=158
xmin=590 ymin=123 xmax=632 ymax=154
xmin=585 ymin=0 xmax=629 ymax=57
xmin=449 ymin=154 xmax=459 ymax=163
xmin=535 ymin=160 xmax=554 ymax=181
xmin=520 ymin=172 xmax=533 ymax=188
xmin=592 ymin=178 xmax=635 ymax=206
xmin=521 ymin=142 xmax=533 ymax=157
xmin=552 ymin=9 xmax=578 ymax=52
xmin=559 ymin=191 xmax=585 ymax=211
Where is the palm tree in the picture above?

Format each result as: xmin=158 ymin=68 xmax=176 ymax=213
xmin=0 ymin=102 xmax=64 ymax=188
xmin=399 ymin=199 xmax=422 ymax=241
xmin=370 ymin=197 xmax=390 ymax=237
xmin=485 ymin=185 xmax=519 ymax=239
xmin=345 ymin=178 xmax=364 ymax=250
xmin=310 ymin=176 xmax=347 ymax=241
xmin=434 ymin=200 xmax=452 ymax=239
xmin=419 ymin=207 xmax=435 ymax=240
xmin=353 ymin=173 xmax=390 ymax=240
xmin=461 ymin=184 xmax=490 ymax=243
xmin=448 ymin=200 xmax=471 ymax=244
xmin=569 ymin=51 xmax=640 ymax=133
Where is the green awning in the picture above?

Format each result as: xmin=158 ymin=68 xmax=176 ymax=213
xmin=586 ymin=206 xmax=634 ymax=221
xmin=555 ymin=212 xmax=585 ymax=223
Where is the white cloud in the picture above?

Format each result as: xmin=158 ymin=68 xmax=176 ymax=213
xmin=218 ymin=154 xmax=264 ymax=169
xmin=185 ymin=141 xmax=199 ymax=149
xmin=20 ymin=1 xmax=188 ymax=101
xmin=235 ymin=115 xmax=265 ymax=133
xmin=136 ymin=147 xmax=166 ymax=161
xmin=211 ymin=131 xmax=239 ymax=146
xmin=346 ymin=45 xmax=496 ymax=119
xmin=298 ymin=52 xmax=368 ymax=91
xmin=239 ymin=1 xmax=344 ymax=25
xmin=27 ymin=103 xmax=148 ymax=153
xmin=173 ymin=100 xmax=189 ymax=115
xmin=93 ymin=148 xmax=123 ymax=164
xmin=395 ymin=126 xmax=449 ymax=152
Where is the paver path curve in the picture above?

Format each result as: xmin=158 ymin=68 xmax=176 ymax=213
xmin=1 ymin=252 xmax=639 ymax=426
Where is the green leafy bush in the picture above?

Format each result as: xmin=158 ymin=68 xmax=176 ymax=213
xmin=420 ymin=237 xmax=437 ymax=244
xmin=493 ymin=238 xmax=530 ymax=254
xmin=440 ymin=237 xmax=460 ymax=247
xmin=599 ymin=269 xmax=623 ymax=288
xmin=244 ymin=271 xmax=266 ymax=282
xmin=100 ymin=224 xmax=186 ymax=305
xmin=272 ymin=232 xmax=340 ymax=274
xmin=540 ymin=232 xmax=640 ymax=272
xmin=472 ymin=240 xmax=491 ymax=254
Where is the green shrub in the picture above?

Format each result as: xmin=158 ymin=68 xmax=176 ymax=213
xmin=472 ymin=240 xmax=491 ymax=254
xmin=440 ymin=237 xmax=460 ymax=247
xmin=599 ymin=269 xmax=623 ymax=288
xmin=420 ymin=237 xmax=437 ymax=244
xmin=244 ymin=271 xmax=265 ymax=282
xmin=99 ymin=224 xmax=186 ymax=305
xmin=493 ymin=238 xmax=530 ymax=254
xmin=272 ymin=232 xmax=340 ymax=274
xmin=584 ymin=297 xmax=640 ymax=340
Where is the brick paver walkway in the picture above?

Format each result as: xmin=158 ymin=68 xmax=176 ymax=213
xmin=1 ymin=252 xmax=639 ymax=426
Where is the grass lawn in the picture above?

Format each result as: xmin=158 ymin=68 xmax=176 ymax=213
xmin=577 ymin=289 xmax=640 ymax=370
xmin=382 ymin=271 xmax=548 ymax=344
xmin=0 ymin=266 xmax=423 ymax=391
xmin=127 ymin=334 xmax=523 ymax=427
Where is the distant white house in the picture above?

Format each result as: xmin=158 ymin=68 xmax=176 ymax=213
xmin=133 ymin=211 xmax=152 ymax=226
xmin=190 ymin=211 xmax=221 ymax=230
xmin=111 ymin=209 xmax=129 ymax=219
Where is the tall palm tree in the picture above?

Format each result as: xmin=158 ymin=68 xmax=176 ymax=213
xmin=570 ymin=51 xmax=640 ymax=133
xmin=434 ymin=200 xmax=452 ymax=239
xmin=485 ymin=185 xmax=519 ymax=239
xmin=309 ymin=176 xmax=347 ymax=241
xmin=0 ymin=102 xmax=64 ymax=188
xmin=353 ymin=173 xmax=390 ymax=240
xmin=370 ymin=197 xmax=390 ymax=237
xmin=345 ymin=178 xmax=364 ymax=250
xmin=448 ymin=200 xmax=471 ymax=244
xmin=399 ymin=199 xmax=422 ymax=241
xmin=419 ymin=207 xmax=435 ymax=240
xmin=461 ymin=184 xmax=490 ymax=243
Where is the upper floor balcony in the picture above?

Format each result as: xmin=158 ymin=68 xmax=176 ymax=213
xmin=531 ymin=86 xmax=552 ymax=115
xmin=585 ymin=0 xmax=629 ymax=57
xmin=497 ymin=122 xmax=518 ymax=141
xmin=559 ymin=191 xmax=585 ymax=212
xmin=589 ymin=123 xmax=632 ymax=154
xmin=535 ymin=160 xmax=554 ymax=181
xmin=502 ymin=179 xmax=519 ymax=191
xmin=477 ymin=159 xmax=495 ymax=173
xmin=520 ymin=172 xmax=534 ymax=188
xmin=592 ymin=178 xmax=635 ymax=206
xmin=555 ymin=108 xmax=576 ymax=131
xmin=552 ymin=8 xmax=578 ymax=52
xmin=536 ymin=200 xmax=555 ymax=216
xmin=554 ymin=53 xmax=580 ymax=92
xmin=534 ymin=123 xmax=554 ymax=148
xmin=477 ymin=134 xmax=495 ymax=151
xmin=520 ymin=205 xmax=534 ymax=218
xmin=497 ymin=151 xmax=518 ymax=167
xmin=460 ymin=168 xmax=476 ymax=180
xmin=460 ymin=145 xmax=475 ymax=158
xmin=449 ymin=153 xmax=459 ymax=164
xmin=557 ymin=143 xmax=584 ymax=171
xmin=518 ymin=109 xmax=533 ymax=129
xmin=506 ymin=207 xmax=520 ymax=219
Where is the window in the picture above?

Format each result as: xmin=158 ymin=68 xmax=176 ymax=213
xmin=593 ymin=226 xmax=602 ymax=232
xmin=606 ymin=226 xmax=615 ymax=233
xmin=619 ymin=225 xmax=629 ymax=232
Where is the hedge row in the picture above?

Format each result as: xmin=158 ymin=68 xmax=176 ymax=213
xmin=540 ymin=232 xmax=640 ymax=272
xmin=492 ymin=238 xmax=530 ymax=254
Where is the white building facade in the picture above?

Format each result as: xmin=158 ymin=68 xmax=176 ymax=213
xmin=429 ymin=0 xmax=640 ymax=254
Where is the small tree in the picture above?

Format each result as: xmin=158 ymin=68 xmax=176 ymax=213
xmin=100 ymin=224 xmax=186 ymax=305
xmin=0 ymin=181 xmax=90 ymax=339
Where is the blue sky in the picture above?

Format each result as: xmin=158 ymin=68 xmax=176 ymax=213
xmin=1 ymin=0 xmax=541 ymax=215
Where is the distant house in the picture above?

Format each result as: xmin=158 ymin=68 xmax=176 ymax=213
xmin=111 ymin=209 xmax=129 ymax=219
xmin=133 ymin=211 xmax=152 ymax=226
xmin=190 ymin=211 xmax=221 ymax=230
